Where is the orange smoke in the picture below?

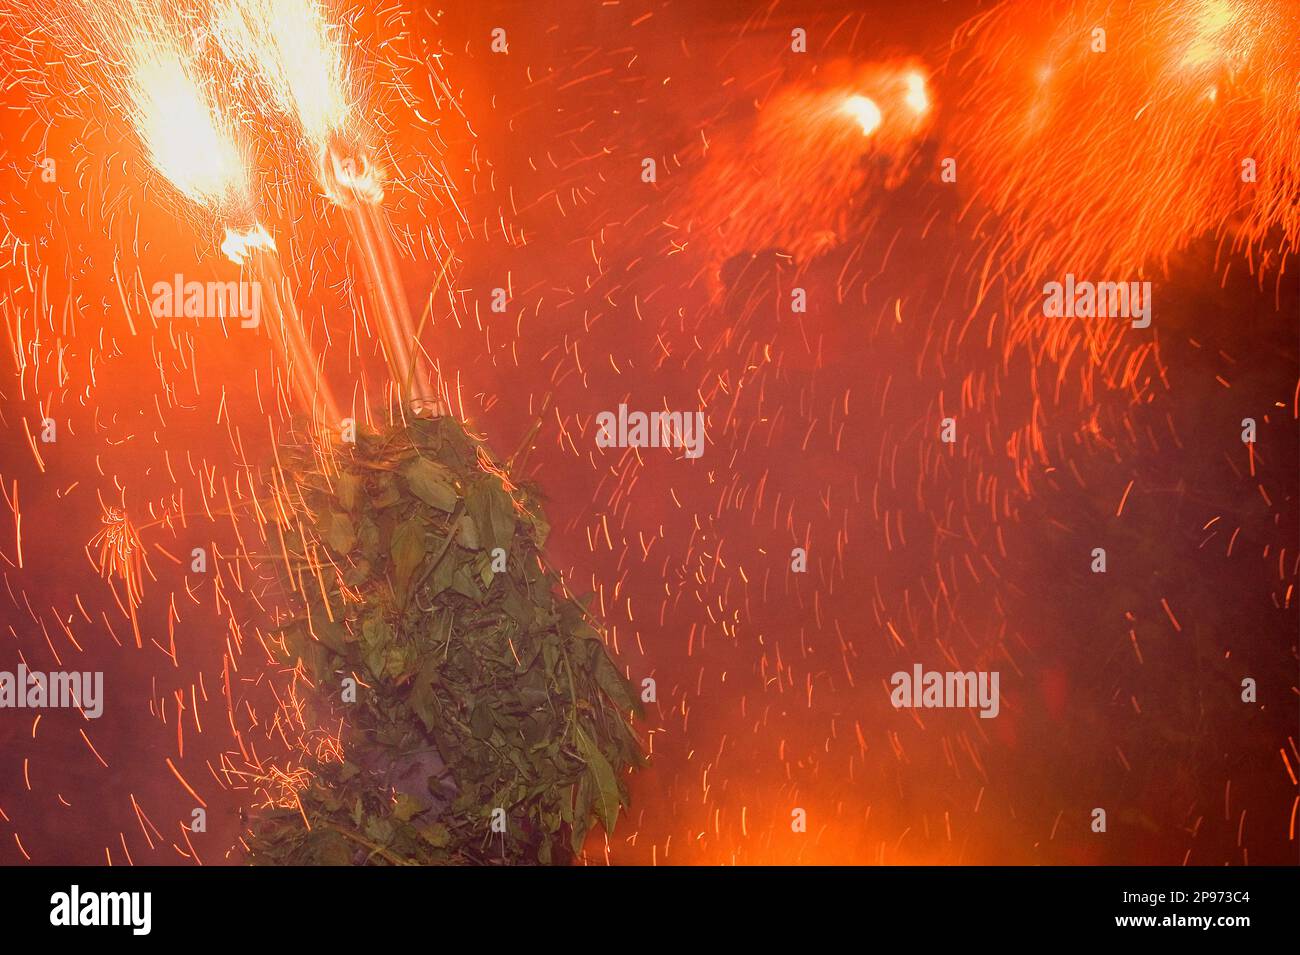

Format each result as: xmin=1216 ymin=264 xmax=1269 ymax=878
xmin=682 ymin=59 xmax=935 ymax=277
xmin=948 ymin=0 xmax=1300 ymax=288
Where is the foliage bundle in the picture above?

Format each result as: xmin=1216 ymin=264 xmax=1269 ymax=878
xmin=249 ymin=415 xmax=641 ymax=865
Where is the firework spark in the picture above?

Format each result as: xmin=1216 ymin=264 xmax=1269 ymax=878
xmin=681 ymin=60 xmax=936 ymax=281
xmin=948 ymin=0 xmax=1300 ymax=289
xmin=126 ymin=40 xmax=248 ymax=211
xmin=212 ymin=0 xmax=443 ymax=416
xmin=120 ymin=25 xmax=340 ymax=427
xmin=88 ymin=505 xmax=145 ymax=610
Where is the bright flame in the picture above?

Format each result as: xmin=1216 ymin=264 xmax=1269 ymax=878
xmin=319 ymin=146 xmax=385 ymax=206
xmin=842 ymin=95 xmax=882 ymax=135
xmin=126 ymin=39 xmax=246 ymax=209
xmin=213 ymin=0 xmax=353 ymax=147
xmin=904 ymin=71 xmax=929 ymax=115
xmin=1181 ymin=0 xmax=1244 ymax=69
xmin=221 ymin=223 xmax=277 ymax=265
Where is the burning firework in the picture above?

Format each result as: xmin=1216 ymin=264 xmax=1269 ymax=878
xmin=119 ymin=23 xmax=342 ymax=429
xmin=947 ymin=0 xmax=1300 ymax=290
xmin=681 ymin=59 xmax=935 ymax=283
xmin=211 ymin=0 xmax=443 ymax=416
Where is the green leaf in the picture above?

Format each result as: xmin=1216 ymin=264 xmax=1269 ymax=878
xmin=365 ymin=817 xmax=395 ymax=845
xmin=321 ymin=511 xmax=356 ymax=553
xmin=487 ymin=488 xmax=517 ymax=551
xmin=342 ymin=558 xmax=372 ymax=588
xmin=393 ymin=794 xmax=423 ymax=822
xmin=429 ymin=543 xmax=457 ymax=596
xmin=575 ymin=724 xmax=622 ymax=835
xmin=594 ymin=652 xmax=641 ymax=715
xmin=390 ymin=518 xmax=427 ymax=604
xmin=409 ymin=655 xmax=441 ymax=732
xmin=570 ymin=776 xmax=593 ymax=853
xmin=335 ymin=473 xmax=362 ymax=511
xmin=456 ymin=514 xmax=480 ymax=550
xmin=361 ymin=615 xmax=392 ymax=651
xmin=466 ymin=478 xmax=515 ymax=554
xmin=318 ymin=832 xmax=354 ymax=866
xmin=372 ymin=477 xmax=402 ymax=509
xmin=419 ymin=824 xmax=451 ymax=848
xmin=527 ymin=507 xmax=550 ymax=548
xmin=357 ymin=518 xmax=381 ymax=561
xmin=450 ymin=563 xmax=483 ymax=602
xmin=469 ymin=702 xmax=494 ymax=739
xmin=502 ymin=585 xmax=536 ymax=631
xmin=403 ymin=458 xmax=458 ymax=512
xmin=313 ymin=618 xmax=348 ymax=654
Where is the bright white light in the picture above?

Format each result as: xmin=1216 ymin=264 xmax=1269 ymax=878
xmin=843 ymin=95 xmax=882 ymax=135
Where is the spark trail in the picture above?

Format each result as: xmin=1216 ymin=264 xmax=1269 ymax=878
xmin=123 ymin=26 xmax=341 ymax=430
xmin=947 ymin=0 xmax=1300 ymax=291
xmin=212 ymin=0 xmax=444 ymax=416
